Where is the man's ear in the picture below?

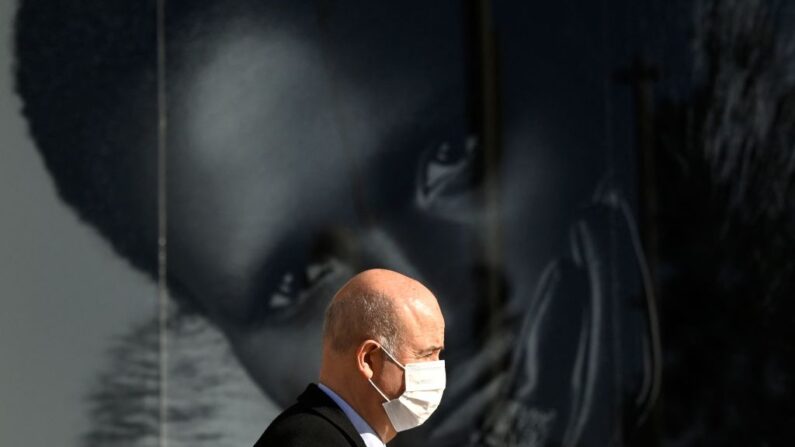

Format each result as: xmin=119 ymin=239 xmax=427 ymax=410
xmin=356 ymin=340 xmax=381 ymax=380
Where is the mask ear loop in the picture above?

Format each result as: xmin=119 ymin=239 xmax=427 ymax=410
xmin=368 ymin=344 xmax=405 ymax=402
xmin=368 ymin=379 xmax=392 ymax=402
xmin=378 ymin=345 xmax=406 ymax=369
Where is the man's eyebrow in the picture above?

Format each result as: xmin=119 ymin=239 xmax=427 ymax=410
xmin=419 ymin=345 xmax=444 ymax=355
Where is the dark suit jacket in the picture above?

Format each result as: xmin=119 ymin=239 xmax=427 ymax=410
xmin=254 ymin=383 xmax=368 ymax=447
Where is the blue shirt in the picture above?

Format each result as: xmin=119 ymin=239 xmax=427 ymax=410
xmin=318 ymin=383 xmax=385 ymax=447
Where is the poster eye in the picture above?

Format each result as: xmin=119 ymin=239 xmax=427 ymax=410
xmin=265 ymin=258 xmax=335 ymax=315
xmin=267 ymin=271 xmax=303 ymax=310
xmin=416 ymin=135 xmax=479 ymax=215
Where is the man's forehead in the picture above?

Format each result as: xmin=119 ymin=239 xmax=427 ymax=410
xmin=401 ymin=298 xmax=445 ymax=346
xmin=399 ymin=292 xmax=443 ymax=320
xmin=406 ymin=331 xmax=445 ymax=358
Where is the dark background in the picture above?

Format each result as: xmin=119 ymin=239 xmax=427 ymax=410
xmin=2 ymin=0 xmax=794 ymax=446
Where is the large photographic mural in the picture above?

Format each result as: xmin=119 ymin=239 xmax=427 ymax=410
xmin=2 ymin=0 xmax=793 ymax=446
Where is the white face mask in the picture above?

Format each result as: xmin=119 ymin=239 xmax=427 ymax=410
xmin=368 ymin=345 xmax=446 ymax=432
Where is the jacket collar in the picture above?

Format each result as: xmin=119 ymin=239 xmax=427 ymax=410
xmin=298 ymin=383 xmax=368 ymax=447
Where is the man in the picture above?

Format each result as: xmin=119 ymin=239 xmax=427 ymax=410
xmin=255 ymin=269 xmax=446 ymax=446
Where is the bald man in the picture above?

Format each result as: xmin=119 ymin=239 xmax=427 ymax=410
xmin=253 ymin=269 xmax=446 ymax=446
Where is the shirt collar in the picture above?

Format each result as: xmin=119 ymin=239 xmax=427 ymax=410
xmin=317 ymin=383 xmax=385 ymax=447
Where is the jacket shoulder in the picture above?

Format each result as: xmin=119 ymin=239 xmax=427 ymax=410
xmin=254 ymin=404 xmax=352 ymax=447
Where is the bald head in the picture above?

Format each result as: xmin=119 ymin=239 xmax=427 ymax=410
xmin=323 ymin=269 xmax=441 ymax=354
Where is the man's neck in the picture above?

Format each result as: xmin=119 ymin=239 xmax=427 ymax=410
xmin=317 ymin=382 xmax=387 ymax=446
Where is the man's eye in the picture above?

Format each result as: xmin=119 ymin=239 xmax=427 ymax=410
xmin=415 ymin=135 xmax=480 ymax=217
xmin=266 ymin=258 xmax=336 ymax=313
